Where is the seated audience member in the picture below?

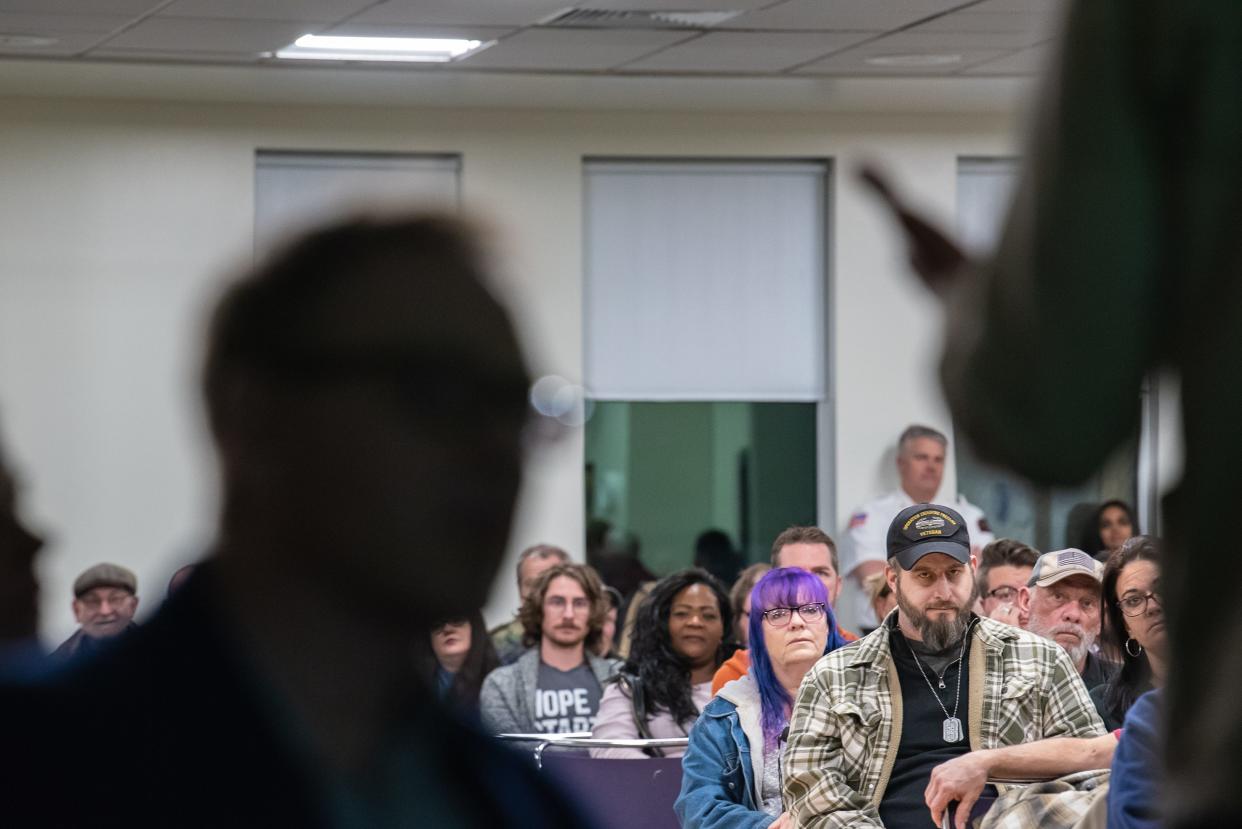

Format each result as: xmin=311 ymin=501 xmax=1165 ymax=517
xmin=864 ymin=572 xmax=896 ymax=631
xmin=1090 ymin=536 xmax=1165 ymax=730
xmin=166 ymin=563 xmax=196 ymax=597
xmin=712 ymin=527 xmax=855 ymax=693
xmin=1108 ymin=689 xmax=1162 ymax=829
xmin=50 ymin=563 xmax=140 ymax=662
xmin=730 ymin=563 xmax=771 ymax=647
xmin=695 ymin=528 xmax=744 ymax=590
xmin=1086 ymin=499 xmax=1139 ymax=562
xmin=975 ymin=538 xmax=1038 ymax=626
xmin=0 ymin=433 xmax=41 ymax=662
xmin=593 ymin=586 xmax=622 ymax=659
xmin=490 ymin=543 xmax=570 ymax=666
xmin=840 ymin=426 xmax=995 ymax=629
xmin=783 ymin=503 xmax=1105 ymax=829
xmin=1023 ymin=549 xmax=1114 ymax=690
xmin=418 ymin=611 xmax=498 ymax=710
xmin=0 ymin=215 xmax=585 ymax=825
xmin=480 ymin=562 xmax=618 ymax=734
xmin=591 ymin=568 xmax=730 ymax=758
xmin=677 ymin=568 xmax=847 ymax=828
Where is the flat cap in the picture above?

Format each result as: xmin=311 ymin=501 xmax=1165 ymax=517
xmin=73 ymin=563 xmax=137 ymax=598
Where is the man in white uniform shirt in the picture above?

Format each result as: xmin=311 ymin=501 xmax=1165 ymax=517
xmin=840 ymin=425 xmax=994 ymax=629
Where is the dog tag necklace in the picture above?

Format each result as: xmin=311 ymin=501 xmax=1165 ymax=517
xmin=904 ymin=619 xmax=973 ymax=743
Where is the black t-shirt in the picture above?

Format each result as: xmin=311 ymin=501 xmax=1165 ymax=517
xmin=880 ymin=621 xmax=975 ymax=829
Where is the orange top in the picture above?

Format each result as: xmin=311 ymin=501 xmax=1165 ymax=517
xmin=710 ymin=626 xmax=858 ymax=695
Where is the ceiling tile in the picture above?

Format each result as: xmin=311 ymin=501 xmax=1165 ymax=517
xmin=99 ymin=17 xmax=310 ymax=53
xmin=0 ymin=0 xmax=160 ymax=13
xmin=970 ymin=0 xmax=1065 ymax=12
xmin=577 ymin=0 xmax=774 ymax=10
xmin=624 ymin=30 xmax=875 ymax=73
xmin=319 ymin=22 xmax=517 ymax=40
xmin=794 ymin=47 xmax=1007 ymax=75
xmin=350 ymin=0 xmax=573 ymax=27
xmin=86 ymin=46 xmax=263 ymax=63
xmin=912 ymin=11 xmax=1059 ymax=36
xmin=857 ymin=28 xmax=1045 ymax=51
xmin=457 ymin=28 xmax=693 ymax=71
xmin=159 ymin=0 xmax=375 ymax=23
xmin=0 ymin=29 xmax=113 ymax=55
xmin=962 ymin=43 xmax=1051 ymax=75
xmin=0 ymin=12 xmax=133 ymax=33
xmin=720 ymin=0 xmax=972 ymax=32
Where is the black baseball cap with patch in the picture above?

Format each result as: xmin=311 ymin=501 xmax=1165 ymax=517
xmin=886 ymin=503 xmax=972 ymax=569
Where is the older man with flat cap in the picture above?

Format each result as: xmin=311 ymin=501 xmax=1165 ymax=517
xmin=50 ymin=563 xmax=139 ymax=662
xmin=783 ymin=503 xmax=1105 ymax=829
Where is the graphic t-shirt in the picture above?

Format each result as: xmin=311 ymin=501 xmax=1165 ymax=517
xmin=534 ymin=661 xmax=602 ymax=734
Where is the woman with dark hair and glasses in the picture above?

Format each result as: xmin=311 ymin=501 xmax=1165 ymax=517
xmin=677 ymin=568 xmax=848 ymax=828
xmin=591 ymin=568 xmax=732 ymax=759
xmin=415 ymin=610 xmax=499 ymax=710
xmin=1090 ymin=536 xmax=1166 ymax=730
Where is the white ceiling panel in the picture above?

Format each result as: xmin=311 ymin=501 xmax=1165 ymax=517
xmin=98 ymin=17 xmax=310 ymax=53
xmin=0 ymin=0 xmax=160 ymax=14
xmin=457 ymin=28 xmax=693 ymax=71
xmin=0 ymin=30 xmax=115 ymax=55
xmin=963 ymin=43 xmax=1051 ymax=75
xmin=625 ymin=30 xmax=875 ymax=73
xmin=970 ymin=0 xmax=1065 ymax=12
xmin=856 ymin=28 xmax=1045 ymax=51
xmin=913 ymin=11 xmax=1057 ymax=34
xmin=577 ymin=0 xmax=773 ymax=10
xmin=795 ymin=47 xmax=1006 ymax=75
xmin=320 ymin=22 xmax=517 ymax=40
xmin=88 ymin=46 xmax=265 ymax=62
xmin=159 ymin=0 xmax=375 ymax=22
xmin=349 ymin=0 xmax=574 ymax=27
xmin=0 ymin=12 xmax=132 ymax=33
xmin=720 ymin=0 xmax=973 ymax=32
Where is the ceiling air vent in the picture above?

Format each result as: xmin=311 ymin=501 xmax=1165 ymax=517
xmin=541 ymin=8 xmax=743 ymax=29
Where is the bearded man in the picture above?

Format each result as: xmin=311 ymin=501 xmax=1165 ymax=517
xmin=783 ymin=503 xmax=1105 ymax=829
xmin=1021 ymin=549 xmax=1115 ymax=691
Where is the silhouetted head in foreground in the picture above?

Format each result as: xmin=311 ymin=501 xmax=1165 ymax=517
xmin=203 ymin=214 xmax=530 ymax=626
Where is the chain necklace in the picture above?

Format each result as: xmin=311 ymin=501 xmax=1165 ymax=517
xmin=902 ymin=618 xmax=974 ymax=743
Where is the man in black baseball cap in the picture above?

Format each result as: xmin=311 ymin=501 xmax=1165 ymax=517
xmin=784 ymin=503 xmax=1106 ymax=829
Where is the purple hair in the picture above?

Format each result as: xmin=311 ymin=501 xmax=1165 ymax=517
xmin=748 ymin=567 xmax=847 ymax=749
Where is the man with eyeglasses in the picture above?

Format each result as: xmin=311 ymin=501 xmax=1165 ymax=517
xmin=975 ymin=538 xmax=1038 ymax=626
xmin=784 ymin=504 xmax=1104 ymax=829
xmin=481 ymin=562 xmax=620 ymax=735
xmin=50 ymin=563 xmax=139 ymax=663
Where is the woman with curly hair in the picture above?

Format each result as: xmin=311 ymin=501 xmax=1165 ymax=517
xmin=590 ymin=568 xmax=732 ymax=758
xmin=1090 ymin=535 xmax=1167 ymax=730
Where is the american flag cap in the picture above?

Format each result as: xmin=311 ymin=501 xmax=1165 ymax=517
xmin=1027 ymin=548 xmax=1104 ymax=587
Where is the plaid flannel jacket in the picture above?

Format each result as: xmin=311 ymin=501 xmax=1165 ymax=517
xmin=782 ymin=615 xmax=1106 ymax=828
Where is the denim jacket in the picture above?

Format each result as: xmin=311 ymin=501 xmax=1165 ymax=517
xmin=675 ymin=674 xmax=775 ymax=829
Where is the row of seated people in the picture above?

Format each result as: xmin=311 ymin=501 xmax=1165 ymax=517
xmin=445 ymin=510 xmax=1161 ymax=828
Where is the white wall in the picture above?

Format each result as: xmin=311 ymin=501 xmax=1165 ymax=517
xmin=0 ymin=96 xmax=1019 ymax=643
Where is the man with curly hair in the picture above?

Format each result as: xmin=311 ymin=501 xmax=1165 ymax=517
xmin=480 ymin=562 xmax=620 ymax=735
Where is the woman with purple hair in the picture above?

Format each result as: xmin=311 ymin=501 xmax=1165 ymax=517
xmin=675 ymin=568 xmax=848 ymax=828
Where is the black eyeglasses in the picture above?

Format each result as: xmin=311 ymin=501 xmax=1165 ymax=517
xmin=1117 ymin=590 xmax=1162 ymax=617
xmin=985 ymin=586 xmax=1021 ymax=603
xmin=762 ymin=603 xmax=827 ymax=627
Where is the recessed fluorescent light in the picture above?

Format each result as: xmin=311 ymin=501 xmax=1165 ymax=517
xmin=275 ymin=34 xmax=487 ymax=63
xmin=865 ymin=53 xmax=962 ymax=67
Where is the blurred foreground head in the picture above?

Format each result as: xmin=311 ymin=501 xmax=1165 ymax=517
xmin=0 ymin=435 xmax=41 ymax=642
xmin=203 ymin=215 xmax=529 ymax=624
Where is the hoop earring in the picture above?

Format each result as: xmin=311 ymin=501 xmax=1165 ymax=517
xmin=1125 ymin=638 xmax=1143 ymax=657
